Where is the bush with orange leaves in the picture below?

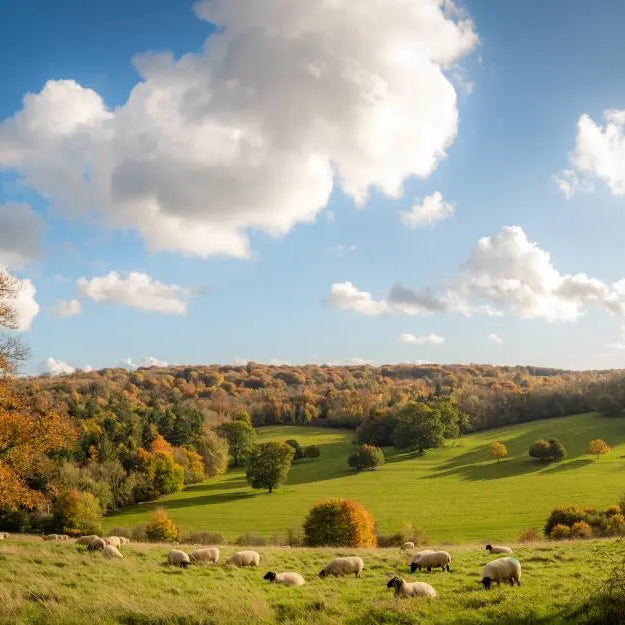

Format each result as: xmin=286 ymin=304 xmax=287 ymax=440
xmin=145 ymin=508 xmax=180 ymax=542
xmin=303 ymin=498 xmax=377 ymax=547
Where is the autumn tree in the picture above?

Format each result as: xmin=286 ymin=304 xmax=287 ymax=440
xmin=245 ymin=441 xmax=294 ymax=493
xmin=218 ymin=420 xmax=256 ymax=466
xmin=488 ymin=441 xmax=508 ymax=463
xmin=588 ymin=438 xmax=610 ymax=460
xmin=195 ymin=428 xmax=229 ymax=478
xmin=303 ymin=499 xmax=377 ymax=547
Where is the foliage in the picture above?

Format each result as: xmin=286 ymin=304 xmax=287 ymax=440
xmin=571 ymin=520 xmax=593 ymax=538
xmin=182 ymin=530 xmax=226 ymax=544
xmin=245 ymin=441 xmax=295 ymax=493
xmin=303 ymin=444 xmax=321 ymax=459
xmin=588 ymin=438 xmax=610 ymax=459
xmin=393 ymin=401 xmax=444 ymax=453
xmin=172 ymin=446 xmax=205 ymax=484
xmin=235 ymin=532 xmax=267 ymax=546
xmin=347 ymin=444 xmax=384 ymax=471
xmin=303 ymin=498 xmax=377 ymax=547
xmin=218 ymin=420 xmax=256 ymax=466
xmin=519 ymin=527 xmax=540 ymax=543
xmin=51 ymin=489 xmax=102 ymax=536
xmin=529 ymin=438 xmax=566 ymax=462
xmin=195 ymin=428 xmax=229 ymax=478
xmin=488 ymin=441 xmax=508 ymax=462
xmin=145 ymin=508 xmax=179 ymax=542
xmin=550 ymin=523 xmax=571 ymax=539
xmin=285 ymin=438 xmax=304 ymax=460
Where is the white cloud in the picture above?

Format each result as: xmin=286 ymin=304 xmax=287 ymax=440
xmin=400 ymin=191 xmax=455 ymax=228
xmin=45 ymin=357 xmax=75 ymax=376
xmin=330 ymin=225 xmax=625 ymax=322
xmin=0 ymin=1 xmax=477 ymax=258
xmin=557 ymin=109 xmax=625 ymax=197
xmin=121 ymin=356 xmax=169 ymax=370
xmin=399 ymin=332 xmax=445 ymax=345
xmin=0 ymin=269 xmax=40 ymax=331
xmin=607 ymin=326 xmax=625 ymax=350
xmin=326 ymin=357 xmax=374 ymax=366
xmin=0 ymin=204 xmax=42 ymax=268
xmin=326 ymin=244 xmax=357 ymax=256
xmin=269 ymin=358 xmax=292 ymax=366
xmin=77 ymin=271 xmax=193 ymax=315
xmin=488 ymin=333 xmax=502 ymax=344
xmin=54 ymin=298 xmax=83 ymax=318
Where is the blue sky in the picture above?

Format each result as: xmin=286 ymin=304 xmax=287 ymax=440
xmin=1 ymin=0 xmax=625 ymax=374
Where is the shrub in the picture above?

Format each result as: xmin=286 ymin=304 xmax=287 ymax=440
xmin=303 ymin=445 xmax=321 ymax=459
xmin=51 ymin=489 xmax=102 ymax=536
xmin=607 ymin=514 xmax=625 ymax=537
xmin=544 ymin=505 xmax=587 ymax=536
xmin=286 ymin=527 xmax=304 ymax=547
xmin=303 ymin=498 xmax=377 ymax=547
xmin=519 ymin=527 xmax=540 ymax=543
xmin=235 ymin=532 xmax=267 ymax=546
xmin=183 ymin=530 xmax=226 ymax=545
xmin=110 ymin=526 xmax=131 ymax=539
xmin=376 ymin=532 xmax=405 ymax=548
xmin=606 ymin=505 xmax=621 ymax=518
xmin=550 ymin=524 xmax=571 ymax=540
xmin=145 ymin=508 xmax=179 ymax=542
xmin=285 ymin=439 xmax=304 ymax=461
xmin=131 ymin=523 xmax=148 ymax=541
xmin=529 ymin=438 xmax=566 ymax=462
xmin=571 ymin=520 xmax=593 ymax=538
xmin=348 ymin=444 xmax=385 ymax=471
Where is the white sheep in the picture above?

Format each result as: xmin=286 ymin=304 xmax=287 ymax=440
xmin=0 ymin=532 xmax=9 ymax=540
xmin=102 ymin=545 xmax=123 ymax=559
xmin=486 ymin=544 xmax=513 ymax=554
xmin=481 ymin=557 xmax=522 ymax=589
xmin=226 ymin=550 xmax=260 ymax=567
xmin=410 ymin=550 xmax=451 ymax=573
xmin=386 ymin=576 xmax=437 ymax=598
xmin=105 ymin=536 xmax=122 ymax=547
xmin=263 ymin=571 xmax=306 ymax=586
xmin=76 ymin=535 xmax=99 ymax=546
xmin=319 ymin=556 xmax=364 ymax=578
xmin=88 ymin=538 xmax=107 ymax=552
xmin=189 ymin=547 xmax=220 ymax=565
xmin=167 ymin=549 xmax=191 ymax=568
xmin=59 ymin=535 xmax=70 ymax=541
xmin=120 ymin=537 xmax=130 ymax=545
xmin=401 ymin=541 xmax=415 ymax=551
xmin=43 ymin=534 xmax=61 ymax=541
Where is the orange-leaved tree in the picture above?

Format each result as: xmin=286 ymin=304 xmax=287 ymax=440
xmin=587 ymin=438 xmax=610 ymax=460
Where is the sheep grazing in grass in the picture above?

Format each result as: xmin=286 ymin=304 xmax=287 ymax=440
xmin=0 ymin=532 xmax=8 ymax=540
xmin=167 ymin=549 xmax=191 ymax=568
xmin=386 ymin=576 xmax=437 ymax=598
xmin=226 ymin=551 xmax=260 ymax=567
xmin=189 ymin=547 xmax=220 ymax=565
xmin=88 ymin=538 xmax=107 ymax=552
xmin=319 ymin=556 xmax=364 ymax=578
xmin=481 ymin=557 xmax=522 ymax=589
xmin=76 ymin=535 xmax=99 ymax=546
xmin=409 ymin=551 xmax=451 ymax=573
xmin=486 ymin=544 xmax=512 ymax=554
xmin=120 ymin=537 xmax=130 ymax=545
xmin=401 ymin=541 xmax=415 ymax=551
xmin=43 ymin=534 xmax=61 ymax=541
xmin=102 ymin=545 xmax=123 ymax=559
xmin=105 ymin=536 xmax=122 ymax=548
xmin=263 ymin=571 xmax=306 ymax=586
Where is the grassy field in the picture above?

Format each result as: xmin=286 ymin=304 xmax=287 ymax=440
xmin=104 ymin=413 xmax=625 ymax=543
xmin=0 ymin=534 xmax=623 ymax=625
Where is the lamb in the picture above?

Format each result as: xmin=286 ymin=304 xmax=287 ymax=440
xmin=102 ymin=545 xmax=123 ymax=559
xmin=226 ymin=550 xmax=260 ymax=567
xmin=481 ymin=557 xmax=522 ymax=589
xmin=167 ymin=549 xmax=191 ymax=568
xmin=105 ymin=536 xmax=122 ymax=547
xmin=409 ymin=550 xmax=451 ymax=573
xmin=76 ymin=535 xmax=100 ymax=546
xmin=386 ymin=576 xmax=437 ymax=598
xmin=263 ymin=571 xmax=306 ymax=586
xmin=318 ymin=556 xmax=364 ymax=578
xmin=189 ymin=547 xmax=220 ymax=565
xmin=486 ymin=544 xmax=513 ymax=554
xmin=401 ymin=541 xmax=415 ymax=551
xmin=88 ymin=538 xmax=107 ymax=552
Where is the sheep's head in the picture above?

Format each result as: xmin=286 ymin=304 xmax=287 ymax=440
xmin=263 ymin=571 xmax=277 ymax=582
xmin=481 ymin=577 xmax=493 ymax=589
xmin=485 ymin=544 xmax=493 ymax=551
xmin=318 ymin=569 xmax=327 ymax=578
xmin=180 ymin=561 xmax=190 ymax=569
xmin=410 ymin=562 xmax=418 ymax=573
xmin=386 ymin=576 xmax=401 ymax=590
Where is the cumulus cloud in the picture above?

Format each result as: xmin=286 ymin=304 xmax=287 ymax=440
xmin=556 ymin=109 xmax=625 ymax=197
xmin=488 ymin=333 xmax=502 ymax=344
xmin=0 ymin=204 xmax=42 ymax=268
xmin=400 ymin=191 xmax=455 ymax=228
xmin=330 ymin=225 xmax=625 ymax=322
xmin=121 ymin=356 xmax=169 ymax=370
xmin=0 ymin=269 xmax=40 ymax=331
xmin=45 ymin=357 xmax=75 ymax=376
xmin=399 ymin=332 xmax=445 ymax=345
xmin=54 ymin=298 xmax=83 ymax=318
xmin=77 ymin=271 xmax=193 ymax=314
xmin=0 ymin=1 xmax=477 ymax=258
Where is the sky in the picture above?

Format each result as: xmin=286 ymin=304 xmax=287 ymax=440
xmin=2 ymin=0 xmax=625 ymax=375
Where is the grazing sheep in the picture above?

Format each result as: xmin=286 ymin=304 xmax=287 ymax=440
xmin=410 ymin=550 xmax=451 ymax=573
xmin=0 ymin=532 xmax=9 ymax=540
xmin=102 ymin=545 xmax=123 ymax=559
xmin=88 ymin=538 xmax=107 ymax=552
xmin=189 ymin=547 xmax=220 ymax=565
xmin=319 ymin=556 xmax=364 ymax=578
xmin=76 ymin=535 xmax=99 ymax=546
xmin=167 ymin=549 xmax=191 ymax=568
xmin=263 ymin=571 xmax=306 ymax=586
xmin=486 ymin=544 xmax=513 ymax=554
xmin=386 ymin=576 xmax=437 ymax=598
xmin=120 ymin=537 xmax=130 ymax=545
xmin=59 ymin=535 xmax=70 ymax=541
xmin=43 ymin=534 xmax=61 ymax=541
xmin=481 ymin=557 xmax=522 ymax=589
xmin=105 ymin=536 xmax=122 ymax=547
xmin=226 ymin=550 xmax=260 ymax=567
xmin=401 ymin=541 xmax=415 ymax=551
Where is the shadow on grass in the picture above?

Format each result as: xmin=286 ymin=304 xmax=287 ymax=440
xmin=541 ymin=459 xmax=593 ymax=474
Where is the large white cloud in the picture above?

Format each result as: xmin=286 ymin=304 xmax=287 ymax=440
xmin=401 ymin=191 xmax=455 ymax=228
xmin=0 ymin=1 xmax=477 ymax=258
xmin=0 ymin=204 xmax=42 ymax=268
xmin=121 ymin=356 xmax=169 ymax=370
xmin=330 ymin=225 xmax=625 ymax=322
xmin=0 ymin=269 xmax=40 ymax=331
xmin=77 ymin=271 xmax=193 ymax=315
xmin=44 ymin=356 xmax=75 ymax=376
xmin=557 ymin=109 xmax=625 ymax=197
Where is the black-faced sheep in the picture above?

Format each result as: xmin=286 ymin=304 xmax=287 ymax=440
xmin=386 ymin=576 xmax=437 ymax=597
xmin=481 ymin=557 xmax=522 ymax=589
xmin=263 ymin=571 xmax=306 ymax=586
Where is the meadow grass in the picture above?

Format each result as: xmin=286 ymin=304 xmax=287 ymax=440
xmin=0 ymin=534 xmax=623 ymax=625
xmin=104 ymin=413 xmax=625 ymax=543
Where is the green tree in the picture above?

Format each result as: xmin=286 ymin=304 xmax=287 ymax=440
xmin=392 ymin=402 xmax=444 ymax=453
xmin=285 ymin=439 xmax=304 ymax=460
xmin=218 ymin=421 xmax=256 ymax=466
xmin=548 ymin=438 xmax=567 ymax=461
xmin=51 ymin=489 xmax=102 ymax=536
xmin=245 ymin=441 xmax=294 ymax=493
xmin=529 ymin=438 xmax=566 ymax=462
xmin=195 ymin=429 xmax=229 ymax=477
xmin=434 ymin=399 xmax=461 ymax=439
xmin=348 ymin=444 xmax=385 ymax=471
